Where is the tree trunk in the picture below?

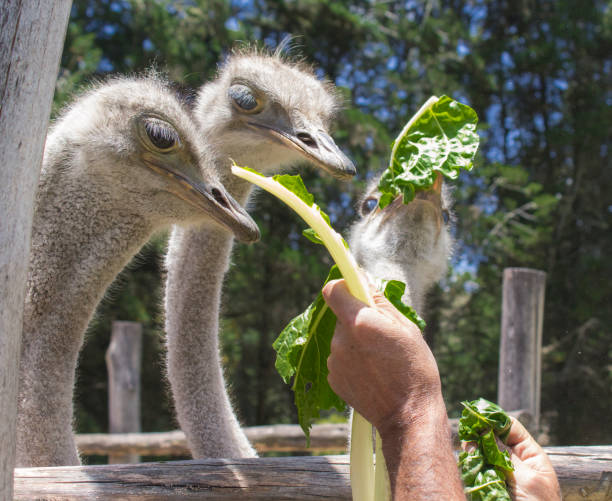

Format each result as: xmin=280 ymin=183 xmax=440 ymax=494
xmin=0 ymin=0 xmax=71 ymax=496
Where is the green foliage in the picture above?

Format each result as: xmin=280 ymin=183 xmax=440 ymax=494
xmin=378 ymin=280 xmax=426 ymax=331
xmin=458 ymin=399 xmax=512 ymax=443
xmin=273 ymin=268 xmax=428 ymax=441
xmin=458 ymin=399 xmax=513 ymax=501
xmin=378 ymin=95 xmax=479 ymax=207
xmin=273 ymin=265 xmax=346 ymax=442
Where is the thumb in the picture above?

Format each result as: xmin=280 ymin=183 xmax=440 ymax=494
xmin=322 ymin=279 xmax=370 ymax=323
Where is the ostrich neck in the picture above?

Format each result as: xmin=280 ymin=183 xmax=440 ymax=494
xmin=163 ymin=157 xmax=260 ymax=457
xmin=18 ymin=165 xmax=155 ymax=467
xmin=164 ymin=159 xmax=256 ymax=353
xmin=24 ymin=173 xmax=154 ymax=348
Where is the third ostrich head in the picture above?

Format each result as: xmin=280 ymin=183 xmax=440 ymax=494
xmin=349 ymin=173 xmax=454 ymax=314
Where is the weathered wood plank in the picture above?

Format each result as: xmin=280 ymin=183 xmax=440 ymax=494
xmin=106 ymin=321 xmax=143 ymax=464
xmin=75 ymin=411 xmax=532 ymax=457
xmin=14 ymin=456 xmax=352 ymax=500
xmin=76 ymin=424 xmax=349 ymax=457
xmin=13 ymin=447 xmax=612 ymax=500
xmin=0 ymin=1 xmax=72 ymax=497
xmin=498 ymin=268 xmax=546 ymax=429
xmin=547 ymin=447 xmax=612 ymax=501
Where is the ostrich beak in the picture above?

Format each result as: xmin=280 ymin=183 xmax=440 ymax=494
xmin=432 ymin=172 xmax=443 ymax=194
xmin=246 ymin=121 xmax=356 ymax=180
xmin=143 ymin=155 xmax=260 ymax=243
xmin=414 ymin=173 xmax=444 ymax=207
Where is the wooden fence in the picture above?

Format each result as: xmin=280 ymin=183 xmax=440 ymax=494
xmin=74 ymin=410 xmax=534 ymax=457
xmin=12 ymin=268 xmax=612 ymax=499
xmin=13 ymin=447 xmax=612 ymax=500
xmin=74 ymin=267 xmax=546 ymax=460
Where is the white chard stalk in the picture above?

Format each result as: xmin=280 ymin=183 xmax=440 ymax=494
xmin=232 ymin=165 xmax=389 ymax=501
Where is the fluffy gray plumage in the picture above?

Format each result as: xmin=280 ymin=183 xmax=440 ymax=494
xmin=164 ymin=50 xmax=355 ymax=458
xmin=349 ymin=174 xmax=454 ymax=314
xmin=17 ymin=77 xmax=259 ymax=467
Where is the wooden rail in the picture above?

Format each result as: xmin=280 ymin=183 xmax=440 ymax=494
xmin=14 ymin=447 xmax=612 ymax=500
xmin=75 ymin=410 xmax=533 ymax=457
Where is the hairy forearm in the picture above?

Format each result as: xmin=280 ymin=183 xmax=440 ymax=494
xmin=379 ymin=395 xmax=465 ymax=501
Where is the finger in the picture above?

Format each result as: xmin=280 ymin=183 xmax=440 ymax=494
xmin=461 ymin=441 xmax=477 ymax=453
xmin=322 ymin=279 xmax=369 ymax=323
xmin=505 ymin=417 xmax=532 ymax=447
xmin=506 ymin=417 xmax=548 ymax=463
xmin=371 ymin=288 xmax=393 ymax=308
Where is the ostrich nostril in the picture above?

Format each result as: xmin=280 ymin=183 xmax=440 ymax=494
xmin=297 ymin=132 xmax=317 ymax=148
xmin=211 ymin=187 xmax=230 ymax=209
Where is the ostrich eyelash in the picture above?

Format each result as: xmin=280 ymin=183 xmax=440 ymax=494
xmin=144 ymin=120 xmax=180 ymax=150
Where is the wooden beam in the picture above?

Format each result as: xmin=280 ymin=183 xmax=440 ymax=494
xmin=14 ymin=447 xmax=612 ymax=500
xmin=75 ymin=411 xmax=532 ymax=457
xmin=0 ymin=1 xmax=72 ymax=497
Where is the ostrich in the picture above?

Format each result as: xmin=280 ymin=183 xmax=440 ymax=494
xmin=165 ymin=50 xmax=355 ymax=458
xmin=16 ymin=77 xmax=259 ymax=467
xmin=338 ymin=173 xmax=453 ymax=464
xmin=348 ymin=173 xmax=453 ymax=315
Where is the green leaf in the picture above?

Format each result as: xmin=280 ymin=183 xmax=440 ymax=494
xmin=458 ymin=398 xmax=512 ymax=442
xmin=302 ymin=228 xmax=325 ymax=245
xmin=274 ymin=268 xmax=428 ymax=442
xmin=480 ymin=429 xmax=513 ymax=472
xmin=273 ymin=173 xmax=315 ymax=206
xmin=380 ymin=279 xmax=427 ymax=331
xmin=271 ymin=173 xmax=337 ymax=235
xmin=238 ymin=165 xmax=265 ymax=177
xmin=465 ymin=469 xmax=511 ymax=501
xmin=458 ymin=449 xmax=484 ymax=486
xmin=272 ymin=265 xmax=346 ymax=442
xmin=379 ymin=95 xmax=479 ymax=208
xmin=458 ymin=399 xmax=514 ymax=500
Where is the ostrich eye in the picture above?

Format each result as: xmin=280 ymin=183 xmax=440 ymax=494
xmin=442 ymin=209 xmax=450 ymax=224
xmin=228 ymin=84 xmax=260 ymax=112
xmin=361 ymin=197 xmax=379 ymax=215
xmin=144 ymin=120 xmax=179 ymax=151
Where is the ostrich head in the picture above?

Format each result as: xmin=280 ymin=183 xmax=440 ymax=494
xmin=194 ymin=50 xmax=355 ymax=179
xmin=348 ymin=174 xmax=454 ymax=313
xmin=45 ymin=77 xmax=259 ymax=243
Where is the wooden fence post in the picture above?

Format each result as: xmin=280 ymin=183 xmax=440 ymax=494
xmin=0 ymin=1 xmax=71 ymax=497
xmin=498 ymin=268 xmax=546 ymax=430
xmin=105 ymin=321 xmax=143 ymax=464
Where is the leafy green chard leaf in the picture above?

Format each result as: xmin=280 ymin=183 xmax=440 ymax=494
xmin=480 ymin=429 xmax=513 ymax=472
xmin=273 ymin=265 xmax=346 ymax=442
xmin=379 ymin=95 xmax=479 ymax=208
xmin=273 ymin=268 xmax=427 ymax=442
xmin=273 ymin=173 xmax=315 ymax=206
xmin=458 ymin=399 xmax=514 ymax=500
xmin=303 ymin=227 xmax=349 ymax=249
xmin=458 ymin=449 xmax=485 ymax=486
xmin=458 ymin=398 xmax=512 ymax=442
xmin=302 ymin=228 xmax=325 ymax=246
xmin=465 ymin=469 xmax=511 ymax=501
xmin=379 ymin=279 xmax=426 ymax=331
xmin=239 ymin=165 xmax=265 ymax=177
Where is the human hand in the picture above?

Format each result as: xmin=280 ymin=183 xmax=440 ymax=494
xmin=321 ymin=278 xmax=443 ymax=436
xmin=504 ymin=417 xmax=561 ymax=501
